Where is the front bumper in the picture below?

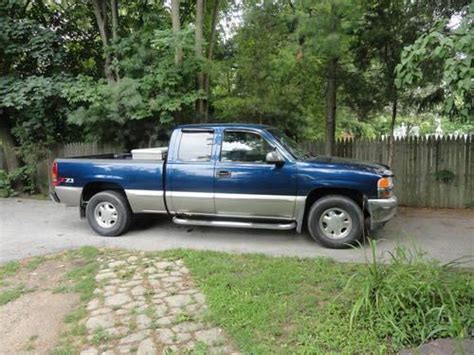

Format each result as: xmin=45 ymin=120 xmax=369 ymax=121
xmin=368 ymin=196 xmax=398 ymax=229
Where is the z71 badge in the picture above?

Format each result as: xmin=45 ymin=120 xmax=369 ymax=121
xmin=58 ymin=177 xmax=74 ymax=184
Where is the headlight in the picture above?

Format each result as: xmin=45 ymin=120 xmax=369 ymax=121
xmin=377 ymin=177 xmax=393 ymax=198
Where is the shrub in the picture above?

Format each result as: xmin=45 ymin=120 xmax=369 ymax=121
xmin=0 ymin=166 xmax=37 ymax=197
xmin=348 ymin=241 xmax=473 ymax=349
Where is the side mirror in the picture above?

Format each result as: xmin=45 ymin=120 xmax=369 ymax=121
xmin=266 ymin=150 xmax=284 ymax=165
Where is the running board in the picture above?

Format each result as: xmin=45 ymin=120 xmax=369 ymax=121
xmin=172 ymin=217 xmax=296 ymax=231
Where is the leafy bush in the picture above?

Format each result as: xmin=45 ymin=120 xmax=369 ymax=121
xmin=0 ymin=166 xmax=36 ymax=197
xmin=348 ymin=242 xmax=473 ymax=349
xmin=0 ymin=170 xmax=16 ymax=197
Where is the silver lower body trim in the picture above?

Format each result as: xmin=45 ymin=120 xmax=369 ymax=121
xmin=167 ymin=191 xmax=298 ymax=220
xmin=125 ymin=189 xmax=166 ymax=214
xmin=172 ymin=217 xmax=296 ymax=230
xmin=214 ymin=192 xmax=296 ymax=219
xmin=166 ymin=191 xmax=214 ymax=214
xmin=368 ymin=196 xmax=398 ymax=228
xmin=55 ymin=186 xmax=83 ymax=207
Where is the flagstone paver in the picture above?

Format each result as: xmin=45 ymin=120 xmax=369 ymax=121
xmin=79 ymin=252 xmax=239 ymax=354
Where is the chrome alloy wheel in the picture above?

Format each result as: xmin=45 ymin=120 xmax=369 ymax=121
xmin=319 ymin=207 xmax=353 ymax=240
xmin=94 ymin=202 xmax=119 ymax=229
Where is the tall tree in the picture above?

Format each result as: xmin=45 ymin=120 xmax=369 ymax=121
xmin=296 ymin=0 xmax=360 ymax=155
xmin=91 ymin=0 xmax=120 ymax=82
xmin=171 ymin=0 xmax=183 ymax=66
xmin=195 ymin=0 xmax=205 ymax=121
xmin=203 ymin=0 xmax=220 ymax=121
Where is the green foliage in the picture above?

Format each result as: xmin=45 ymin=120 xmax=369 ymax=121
xmin=63 ymin=24 xmax=200 ymax=145
xmin=0 ymin=166 xmax=36 ymax=197
xmin=349 ymin=242 xmax=473 ymax=349
xmin=396 ymin=6 xmax=473 ymax=120
xmin=433 ymin=169 xmax=456 ymax=183
xmin=212 ymin=2 xmax=324 ymax=139
xmin=0 ymin=170 xmax=16 ymax=197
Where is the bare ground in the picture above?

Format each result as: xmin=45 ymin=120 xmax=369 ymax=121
xmin=0 ymin=258 xmax=79 ymax=354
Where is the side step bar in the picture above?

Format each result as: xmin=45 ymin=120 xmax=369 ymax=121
xmin=173 ymin=217 xmax=296 ymax=231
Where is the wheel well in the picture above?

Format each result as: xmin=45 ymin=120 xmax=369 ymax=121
xmin=80 ymin=182 xmax=126 ymax=217
xmin=82 ymin=182 xmax=126 ymax=202
xmin=302 ymin=187 xmax=369 ymax=230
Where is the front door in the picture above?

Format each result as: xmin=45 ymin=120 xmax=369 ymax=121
xmin=214 ymin=130 xmax=297 ymax=220
xmin=166 ymin=129 xmax=215 ymax=214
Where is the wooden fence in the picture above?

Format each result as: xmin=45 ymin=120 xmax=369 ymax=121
xmin=55 ymin=142 xmax=121 ymax=158
xmin=35 ymin=142 xmax=123 ymax=193
xmin=303 ymin=136 xmax=473 ymax=208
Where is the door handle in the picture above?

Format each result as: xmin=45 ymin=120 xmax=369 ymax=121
xmin=217 ymin=170 xmax=231 ymax=177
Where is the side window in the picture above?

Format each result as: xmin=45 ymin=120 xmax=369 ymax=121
xmin=221 ymin=131 xmax=273 ymax=163
xmin=178 ymin=132 xmax=214 ymax=162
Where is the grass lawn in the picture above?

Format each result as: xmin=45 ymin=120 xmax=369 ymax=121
xmin=163 ymin=250 xmax=384 ymax=353
xmin=163 ymin=248 xmax=472 ymax=354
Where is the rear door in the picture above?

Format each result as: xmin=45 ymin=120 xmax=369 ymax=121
xmin=166 ymin=129 xmax=216 ymax=214
xmin=214 ymin=129 xmax=297 ymax=220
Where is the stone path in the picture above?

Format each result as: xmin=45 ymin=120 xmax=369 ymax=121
xmin=80 ymin=252 xmax=238 ymax=354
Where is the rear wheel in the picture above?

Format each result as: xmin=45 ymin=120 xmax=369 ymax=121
xmin=86 ymin=190 xmax=132 ymax=237
xmin=307 ymin=195 xmax=363 ymax=249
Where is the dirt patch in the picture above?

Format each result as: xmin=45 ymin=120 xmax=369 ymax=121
xmin=0 ymin=257 xmax=80 ymax=354
xmin=6 ymin=259 xmax=73 ymax=290
xmin=0 ymin=291 xmax=79 ymax=353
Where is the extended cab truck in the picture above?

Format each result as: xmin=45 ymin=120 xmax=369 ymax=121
xmin=50 ymin=124 xmax=397 ymax=248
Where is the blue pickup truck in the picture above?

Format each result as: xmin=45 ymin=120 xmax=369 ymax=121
xmin=51 ymin=123 xmax=397 ymax=248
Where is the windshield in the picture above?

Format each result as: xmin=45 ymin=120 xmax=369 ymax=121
xmin=267 ymin=128 xmax=309 ymax=160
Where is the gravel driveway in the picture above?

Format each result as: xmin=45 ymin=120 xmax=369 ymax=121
xmin=1 ymin=198 xmax=473 ymax=265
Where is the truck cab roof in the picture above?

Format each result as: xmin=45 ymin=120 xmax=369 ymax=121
xmin=176 ymin=123 xmax=273 ymax=130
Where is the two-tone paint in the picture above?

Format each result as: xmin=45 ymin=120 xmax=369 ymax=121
xmin=53 ymin=123 xmax=397 ymax=232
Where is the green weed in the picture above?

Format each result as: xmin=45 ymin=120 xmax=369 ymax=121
xmin=92 ymin=327 xmax=109 ymax=345
xmin=0 ymin=284 xmax=26 ymax=305
xmin=348 ymin=241 xmax=473 ymax=349
xmin=26 ymin=256 xmax=46 ymax=270
xmin=0 ymin=260 xmax=20 ymax=279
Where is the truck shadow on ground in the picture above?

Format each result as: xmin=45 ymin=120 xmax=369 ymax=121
xmin=128 ymin=213 xmax=387 ymax=250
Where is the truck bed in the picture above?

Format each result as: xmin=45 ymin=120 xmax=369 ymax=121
xmin=54 ymin=157 xmax=165 ymax=213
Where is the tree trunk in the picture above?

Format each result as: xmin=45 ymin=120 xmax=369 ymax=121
xmin=92 ymin=0 xmax=114 ymax=82
xmin=388 ymin=95 xmax=397 ymax=167
xmin=203 ymin=0 xmax=220 ymax=121
xmin=0 ymin=116 xmax=21 ymax=173
xmin=171 ymin=0 xmax=183 ymax=66
xmin=325 ymin=58 xmax=338 ymax=156
xmin=195 ymin=0 xmax=205 ymax=122
xmin=111 ymin=0 xmax=120 ymax=81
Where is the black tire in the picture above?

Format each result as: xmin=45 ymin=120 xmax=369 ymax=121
xmin=307 ymin=195 xmax=363 ymax=249
xmin=86 ymin=190 xmax=132 ymax=237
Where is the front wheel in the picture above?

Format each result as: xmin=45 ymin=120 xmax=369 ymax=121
xmin=307 ymin=195 xmax=364 ymax=249
xmin=86 ymin=190 xmax=132 ymax=237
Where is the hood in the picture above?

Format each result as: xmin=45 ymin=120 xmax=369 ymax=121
xmin=305 ymin=156 xmax=392 ymax=175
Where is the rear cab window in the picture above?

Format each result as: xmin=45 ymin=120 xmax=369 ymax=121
xmin=177 ymin=131 xmax=214 ymax=162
